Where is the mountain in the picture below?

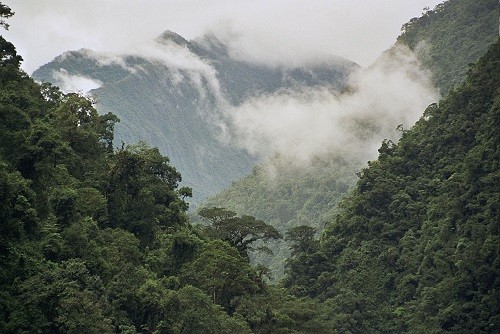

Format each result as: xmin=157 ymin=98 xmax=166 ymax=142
xmin=284 ymin=37 xmax=499 ymax=333
xmin=32 ymin=31 xmax=357 ymax=206
xmin=2 ymin=0 xmax=498 ymax=332
xmin=203 ymin=0 xmax=499 ymax=278
xmin=398 ymin=0 xmax=498 ymax=94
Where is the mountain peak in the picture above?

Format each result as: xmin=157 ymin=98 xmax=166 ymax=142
xmin=193 ymin=33 xmax=228 ymax=55
xmin=155 ymin=30 xmax=190 ymax=47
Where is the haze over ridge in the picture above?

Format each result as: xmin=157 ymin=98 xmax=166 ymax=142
xmin=39 ymin=29 xmax=439 ymax=170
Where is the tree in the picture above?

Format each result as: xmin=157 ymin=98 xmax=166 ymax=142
xmin=199 ymin=207 xmax=281 ymax=258
xmin=234 ymin=286 xmax=336 ymax=334
xmin=181 ymin=240 xmax=259 ymax=311
xmin=0 ymin=36 xmax=22 ymax=70
xmin=285 ymin=225 xmax=318 ymax=256
xmin=0 ymin=2 xmax=13 ymax=30
xmin=106 ymin=142 xmax=190 ymax=245
xmin=7 ymin=259 xmax=114 ymax=334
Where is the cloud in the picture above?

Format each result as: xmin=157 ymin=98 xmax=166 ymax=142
xmin=51 ymin=69 xmax=102 ymax=94
xmin=4 ymin=0 xmax=444 ymax=73
xmin=4 ymin=0 xmax=443 ymax=173
xmin=50 ymin=39 xmax=226 ymax=114
xmin=223 ymin=43 xmax=440 ymax=166
xmin=56 ymin=48 xmax=137 ymax=73
xmin=46 ymin=36 xmax=440 ymax=170
xmin=133 ymin=37 xmax=224 ymax=103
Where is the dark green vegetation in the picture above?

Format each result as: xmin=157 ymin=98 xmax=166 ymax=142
xmin=2 ymin=0 xmax=499 ymax=332
xmin=398 ymin=0 xmax=498 ymax=94
xmin=0 ymin=17 xmax=339 ymax=334
xmin=32 ymin=31 xmax=356 ymax=206
xmin=205 ymin=0 xmax=499 ymax=279
xmin=284 ymin=39 xmax=500 ymax=332
xmin=198 ymin=207 xmax=281 ymax=258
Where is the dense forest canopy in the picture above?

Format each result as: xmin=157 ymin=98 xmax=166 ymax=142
xmin=1 ymin=0 xmax=499 ymax=333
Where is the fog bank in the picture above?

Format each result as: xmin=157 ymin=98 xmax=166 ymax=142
xmin=223 ymin=44 xmax=440 ymax=166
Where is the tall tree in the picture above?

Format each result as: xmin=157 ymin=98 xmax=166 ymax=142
xmin=199 ymin=207 xmax=281 ymax=258
xmin=106 ymin=142 xmax=190 ymax=245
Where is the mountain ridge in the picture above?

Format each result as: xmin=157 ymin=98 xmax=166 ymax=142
xmin=32 ymin=31 xmax=357 ymax=206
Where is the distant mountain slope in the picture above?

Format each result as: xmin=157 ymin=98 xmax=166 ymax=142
xmin=191 ymin=33 xmax=354 ymax=105
xmin=32 ymin=32 xmax=357 ymax=206
xmin=398 ymin=0 xmax=498 ymax=94
xmin=203 ymin=155 xmax=361 ymax=277
xmin=285 ymin=37 xmax=499 ymax=334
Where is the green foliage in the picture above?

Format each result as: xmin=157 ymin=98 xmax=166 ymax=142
xmin=204 ymin=156 xmax=358 ymax=278
xmin=285 ymin=39 xmax=500 ymax=333
xmin=106 ymin=142 xmax=189 ymax=246
xmin=285 ymin=225 xmax=318 ymax=256
xmin=234 ymin=287 xmax=336 ymax=334
xmin=281 ymin=225 xmax=326 ymax=298
xmin=181 ymin=240 xmax=260 ymax=312
xmin=0 ymin=29 xmax=336 ymax=333
xmin=0 ymin=161 xmax=37 ymax=244
xmin=398 ymin=0 xmax=498 ymax=94
xmin=0 ymin=2 xmax=13 ymax=30
xmin=199 ymin=206 xmax=281 ymax=258
xmin=9 ymin=259 xmax=114 ymax=334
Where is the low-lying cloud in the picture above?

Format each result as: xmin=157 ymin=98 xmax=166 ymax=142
xmin=45 ymin=30 xmax=440 ymax=175
xmin=52 ymin=69 xmax=103 ymax=94
xmin=137 ymin=37 xmax=224 ymax=103
xmin=52 ymin=38 xmax=225 ymax=113
xmin=223 ymin=43 xmax=439 ymax=166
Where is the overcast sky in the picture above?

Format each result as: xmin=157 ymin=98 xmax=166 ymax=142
xmin=3 ymin=0 xmax=443 ymax=74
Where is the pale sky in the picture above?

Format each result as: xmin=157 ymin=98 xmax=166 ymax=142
xmin=2 ymin=0 xmax=444 ymax=74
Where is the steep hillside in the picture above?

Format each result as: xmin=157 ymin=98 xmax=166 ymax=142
xmin=204 ymin=0 xmax=499 ymax=278
xmin=285 ymin=38 xmax=499 ymax=333
xmin=32 ymin=32 xmax=356 ymax=205
xmin=398 ymin=0 xmax=498 ymax=94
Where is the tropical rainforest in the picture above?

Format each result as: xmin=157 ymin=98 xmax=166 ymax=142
xmin=0 ymin=0 xmax=498 ymax=333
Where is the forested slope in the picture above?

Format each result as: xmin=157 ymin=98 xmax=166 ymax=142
xmin=204 ymin=0 xmax=499 ymax=279
xmin=0 ymin=29 xmax=339 ymax=334
xmin=284 ymin=38 xmax=500 ymax=333
xmin=203 ymin=156 xmax=360 ymax=278
xmin=398 ymin=0 xmax=498 ymax=94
